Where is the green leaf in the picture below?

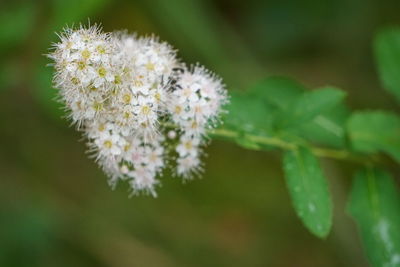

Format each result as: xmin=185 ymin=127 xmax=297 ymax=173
xmin=291 ymin=103 xmax=350 ymax=148
xmin=347 ymin=111 xmax=400 ymax=162
xmin=276 ymin=86 xmax=347 ymax=129
xmin=374 ymin=28 xmax=400 ymax=103
xmin=283 ymin=147 xmax=332 ymax=238
xmin=347 ymin=168 xmax=400 ymax=267
xmin=222 ymin=77 xmax=348 ymax=150
xmin=249 ymin=76 xmax=305 ymax=109
xmin=224 ymin=91 xmax=275 ymax=135
xmin=248 ymin=77 xmax=349 ymax=147
xmin=222 ymin=90 xmax=275 ymax=149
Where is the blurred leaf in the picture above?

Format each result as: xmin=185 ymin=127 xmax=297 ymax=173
xmin=222 ymin=90 xmax=275 ymax=149
xmin=243 ymin=0 xmax=339 ymax=60
xmin=276 ymin=86 xmax=347 ymax=129
xmin=0 ymin=207 xmax=56 ymax=267
xmin=223 ymin=77 xmax=349 ymax=150
xmin=51 ymin=0 xmax=111 ymax=28
xmin=283 ymin=147 xmax=332 ymax=238
xmin=221 ymin=79 xmax=304 ymax=150
xmin=249 ymin=76 xmax=305 ymax=109
xmin=0 ymin=1 xmax=36 ymax=51
xmin=347 ymin=168 xmax=400 ymax=267
xmin=290 ymin=102 xmax=350 ymax=148
xmin=374 ymin=27 xmax=400 ymax=103
xmin=139 ymin=0 xmax=262 ymax=87
xmin=347 ymin=111 xmax=400 ymax=162
xmin=250 ymin=77 xmax=348 ymax=147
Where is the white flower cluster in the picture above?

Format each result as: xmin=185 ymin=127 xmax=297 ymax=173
xmin=49 ymin=25 xmax=227 ymax=196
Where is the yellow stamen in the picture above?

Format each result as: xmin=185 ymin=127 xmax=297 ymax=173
xmin=124 ymin=144 xmax=131 ymax=152
xmin=133 ymin=80 xmax=143 ymax=87
xmin=175 ymin=105 xmax=182 ymax=114
xmin=81 ymin=49 xmax=91 ymax=59
xmin=114 ymin=75 xmax=121 ymax=85
xmin=145 ymin=62 xmax=155 ymax=70
xmin=77 ymin=61 xmax=86 ymax=70
xmin=98 ymin=67 xmax=106 ymax=77
xmin=93 ymin=102 xmax=103 ymax=111
xmin=123 ymin=112 xmax=131 ymax=119
xmin=141 ymin=105 xmax=150 ymax=115
xmin=103 ymin=140 xmax=112 ymax=149
xmin=184 ymin=141 xmax=193 ymax=150
xmin=154 ymin=92 xmax=161 ymax=102
xmin=122 ymin=93 xmax=131 ymax=104
xmin=71 ymin=77 xmax=80 ymax=85
xmin=96 ymin=45 xmax=106 ymax=54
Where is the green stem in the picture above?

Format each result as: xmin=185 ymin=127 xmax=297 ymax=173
xmin=211 ymin=127 xmax=378 ymax=164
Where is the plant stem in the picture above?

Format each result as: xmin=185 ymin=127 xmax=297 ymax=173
xmin=211 ymin=128 xmax=379 ymax=164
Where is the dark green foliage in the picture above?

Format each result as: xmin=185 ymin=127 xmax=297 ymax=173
xmin=348 ymin=169 xmax=400 ymax=267
xmin=347 ymin=111 xmax=400 ymax=163
xmin=374 ymin=27 xmax=400 ymax=104
xmin=283 ymin=147 xmax=332 ymax=238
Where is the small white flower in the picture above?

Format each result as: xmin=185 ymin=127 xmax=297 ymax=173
xmin=95 ymin=132 xmax=123 ymax=157
xmin=49 ymin=25 xmax=227 ymax=196
xmin=129 ymin=166 xmax=158 ymax=197
xmin=143 ymin=145 xmax=164 ymax=171
xmin=176 ymin=134 xmax=200 ymax=157
xmin=177 ymin=154 xmax=201 ymax=178
xmin=130 ymin=146 xmax=145 ymax=167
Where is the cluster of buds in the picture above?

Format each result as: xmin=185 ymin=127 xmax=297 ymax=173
xmin=48 ymin=25 xmax=228 ymax=196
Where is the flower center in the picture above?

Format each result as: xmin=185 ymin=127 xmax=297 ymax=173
xmin=146 ymin=62 xmax=155 ymax=70
xmin=98 ymin=67 xmax=107 ymax=77
xmin=184 ymin=141 xmax=193 ymax=150
xmin=122 ymin=93 xmax=131 ymax=104
xmin=96 ymin=45 xmax=106 ymax=54
xmin=103 ymin=140 xmax=112 ymax=149
xmin=175 ymin=105 xmax=182 ymax=114
xmin=81 ymin=49 xmax=91 ymax=59
xmin=141 ymin=105 xmax=150 ymax=115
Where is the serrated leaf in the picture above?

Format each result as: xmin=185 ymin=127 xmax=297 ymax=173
xmin=347 ymin=168 xmax=400 ymax=267
xmin=276 ymin=86 xmax=347 ymax=129
xmin=347 ymin=111 xmax=400 ymax=162
xmin=374 ymin=28 xmax=400 ymax=103
xmin=283 ymin=147 xmax=332 ymax=238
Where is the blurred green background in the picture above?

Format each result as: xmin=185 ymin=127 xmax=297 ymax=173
xmin=1 ymin=0 xmax=400 ymax=266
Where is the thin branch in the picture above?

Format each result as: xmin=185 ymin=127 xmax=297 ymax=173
xmin=211 ymin=128 xmax=380 ymax=164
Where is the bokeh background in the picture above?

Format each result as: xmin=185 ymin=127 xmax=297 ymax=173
xmin=1 ymin=0 xmax=400 ymax=266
